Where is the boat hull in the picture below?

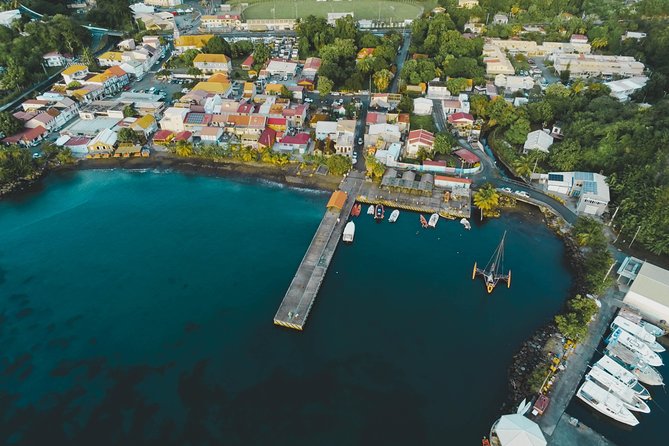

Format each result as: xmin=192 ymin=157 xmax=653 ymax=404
xmin=576 ymin=382 xmax=639 ymax=426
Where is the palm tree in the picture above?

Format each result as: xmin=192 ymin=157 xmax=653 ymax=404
xmin=473 ymin=184 xmax=500 ymax=220
xmin=372 ymin=69 xmax=393 ymax=92
xmin=175 ymin=141 xmax=194 ymax=157
xmin=591 ymin=37 xmax=608 ymax=50
xmin=513 ymin=156 xmax=533 ymax=179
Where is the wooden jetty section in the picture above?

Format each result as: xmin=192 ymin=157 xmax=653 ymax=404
xmin=274 ymin=173 xmax=364 ymax=330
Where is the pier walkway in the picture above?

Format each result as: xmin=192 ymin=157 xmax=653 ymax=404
xmin=539 ymin=288 xmax=622 ymax=441
xmin=274 ymin=172 xmax=365 ymax=330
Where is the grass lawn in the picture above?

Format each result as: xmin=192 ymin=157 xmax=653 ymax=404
xmin=229 ymin=0 xmax=424 ymax=21
xmin=409 ymin=114 xmax=437 ymax=134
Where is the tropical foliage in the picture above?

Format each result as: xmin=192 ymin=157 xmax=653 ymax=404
xmin=0 ymin=143 xmax=74 ymax=187
xmin=572 ymin=217 xmax=613 ymax=294
xmin=473 ymin=183 xmax=500 ymax=219
xmin=555 ymin=294 xmax=600 ymax=343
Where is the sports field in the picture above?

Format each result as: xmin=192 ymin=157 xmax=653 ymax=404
xmin=230 ymin=0 xmax=424 ymax=21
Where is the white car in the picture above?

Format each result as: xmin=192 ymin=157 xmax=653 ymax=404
xmin=304 ymin=97 xmax=313 ymax=103
xmin=500 ymin=187 xmax=512 ymax=193
xmin=357 ymin=137 xmax=363 ymax=145
xmin=514 ymin=190 xmax=530 ymax=198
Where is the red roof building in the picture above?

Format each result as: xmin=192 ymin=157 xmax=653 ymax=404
xmin=280 ymin=133 xmax=310 ymax=145
xmin=448 ymin=112 xmax=475 ymax=124
xmin=153 ymin=130 xmax=174 ymax=144
xmin=435 ymin=175 xmax=473 ymax=189
xmin=408 ymin=129 xmax=435 ymax=145
xmin=2 ymin=126 xmax=47 ymax=146
xmin=241 ymin=54 xmax=254 ymax=70
xmin=173 ymin=131 xmax=193 ymax=142
xmin=453 ymin=149 xmax=480 ymax=164
xmin=258 ymin=127 xmax=277 ymax=149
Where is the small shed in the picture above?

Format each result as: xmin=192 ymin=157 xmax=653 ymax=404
xmin=326 ymin=190 xmax=348 ymax=211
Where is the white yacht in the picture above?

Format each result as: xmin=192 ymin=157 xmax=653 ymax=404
xmin=576 ymin=381 xmax=639 ymax=426
xmin=586 ymin=367 xmax=650 ymax=413
xmin=640 ymin=320 xmax=666 ymax=337
xmin=428 ymin=213 xmax=439 ymax=228
xmin=388 ymin=209 xmax=399 ymax=223
xmin=594 ymin=355 xmax=650 ymax=400
xmin=609 ymin=328 xmax=663 ymax=367
xmin=606 ymin=343 xmax=664 ymax=386
xmin=342 ymin=221 xmax=355 ymax=243
xmin=367 ymin=205 xmax=374 ymax=215
xmin=612 ymin=316 xmax=665 ymax=353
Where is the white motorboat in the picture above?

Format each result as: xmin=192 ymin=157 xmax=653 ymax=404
xmin=428 ymin=213 xmax=439 ymax=228
xmin=367 ymin=205 xmax=375 ymax=215
xmin=388 ymin=209 xmax=399 ymax=223
xmin=612 ymin=316 xmax=665 ymax=352
xmin=460 ymin=218 xmax=471 ymax=230
xmin=342 ymin=221 xmax=355 ymax=243
xmin=586 ymin=367 xmax=650 ymax=413
xmin=640 ymin=320 xmax=666 ymax=337
xmin=576 ymin=381 xmax=639 ymax=426
xmin=606 ymin=343 xmax=664 ymax=386
xmin=594 ymin=355 xmax=651 ymax=400
xmin=609 ymin=328 xmax=663 ymax=367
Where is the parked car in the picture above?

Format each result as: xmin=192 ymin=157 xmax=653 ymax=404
xmin=304 ymin=97 xmax=313 ymax=103
xmin=357 ymin=137 xmax=363 ymax=145
xmin=514 ymin=190 xmax=530 ymax=198
xmin=500 ymin=187 xmax=512 ymax=193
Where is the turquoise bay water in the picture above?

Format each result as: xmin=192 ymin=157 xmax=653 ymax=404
xmin=0 ymin=170 xmax=572 ymax=445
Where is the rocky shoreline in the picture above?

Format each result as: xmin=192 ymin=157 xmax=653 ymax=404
xmin=502 ymin=207 xmax=590 ymax=411
xmin=0 ymin=155 xmax=343 ymax=200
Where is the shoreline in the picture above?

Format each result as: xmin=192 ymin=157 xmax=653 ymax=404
xmin=0 ymin=155 xmax=343 ymax=201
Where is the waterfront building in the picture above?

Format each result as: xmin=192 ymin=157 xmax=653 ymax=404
xmin=536 ymin=171 xmax=610 ymax=216
xmin=87 ymin=128 xmax=118 ymax=156
xmin=273 ymin=133 xmax=311 ymax=155
xmin=435 ymin=175 xmax=472 ymax=189
xmin=623 ymin=261 xmax=669 ymax=326
xmin=490 ymin=414 xmax=546 ymax=446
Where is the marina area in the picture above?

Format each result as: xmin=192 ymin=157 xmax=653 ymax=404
xmin=0 ymin=169 xmax=575 ymax=445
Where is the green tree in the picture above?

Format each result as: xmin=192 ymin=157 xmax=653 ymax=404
xmin=187 ymin=67 xmax=202 ymax=76
xmin=280 ymin=85 xmax=293 ymax=99
xmin=122 ymin=104 xmax=137 ymax=118
xmin=372 ymin=69 xmax=393 ymax=92
xmin=397 ymin=94 xmax=413 ymax=113
xmin=512 ymin=156 xmax=533 ymax=179
xmin=473 ymin=183 xmax=500 ymax=220
xmin=446 ymin=77 xmax=469 ymax=95
xmin=252 ymin=43 xmax=271 ymax=70
xmin=317 ymin=76 xmax=334 ymax=96
xmin=81 ymin=47 xmax=98 ymax=71
xmin=504 ymin=117 xmax=531 ymax=145
xmin=0 ymin=111 xmax=24 ymax=137
xmin=202 ymin=36 xmax=231 ymax=55
xmin=433 ymin=133 xmax=455 ymax=155
xmin=469 ymin=94 xmax=490 ymax=118
xmin=365 ymin=155 xmax=386 ymax=180
xmin=325 ymin=154 xmax=352 ymax=176
xmin=175 ymin=140 xmax=194 ymax=157
xmin=117 ymin=127 xmax=138 ymax=143
xmin=416 ymin=147 xmax=429 ymax=162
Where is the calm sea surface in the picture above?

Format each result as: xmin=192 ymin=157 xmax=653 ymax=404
xmin=0 ymin=169 xmax=577 ymax=445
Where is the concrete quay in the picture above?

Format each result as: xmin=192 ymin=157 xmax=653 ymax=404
xmin=549 ymin=413 xmax=617 ymax=446
xmin=273 ymin=172 xmax=364 ymax=330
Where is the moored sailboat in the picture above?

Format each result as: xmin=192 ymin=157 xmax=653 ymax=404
xmin=473 ymin=231 xmax=511 ymax=293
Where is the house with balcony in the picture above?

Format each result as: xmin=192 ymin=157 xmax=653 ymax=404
xmin=193 ymin=53 xmax=232 ymax=74
xmin=43 ymin=52 xmax=68 ymax=67
xmin=62 ymin=64 xmax=89 ymax=85
xmin=405 ymin=129 xmax=435 ymax=158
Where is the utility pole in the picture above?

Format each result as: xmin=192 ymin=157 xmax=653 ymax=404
xmin=628 ymin=225 xmax=641 ymax=249
xmin=614 ymin=223 xmax=624 ymax=243
xmin=608 ymin=205 xmax=620 ymax=226
xmin=603 ymin=260 xmax=617 ymax=283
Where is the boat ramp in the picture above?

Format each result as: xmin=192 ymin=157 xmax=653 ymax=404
xmin=273 ymin=172 xmax=364 ymax=330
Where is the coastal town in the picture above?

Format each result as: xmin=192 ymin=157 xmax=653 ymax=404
xmin=0 ymin=1 xmax=668 ymax=445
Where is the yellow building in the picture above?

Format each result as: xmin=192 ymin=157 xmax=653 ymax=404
xmin=174 ymin=34 xmax=214 ymax=53
xmin=191 ymin=81 xmax=231 ymax=95
xmin=193 ymin=53 xmax=232 ymax=73
xmin=98 ymin=51 xmax=124 ymax=67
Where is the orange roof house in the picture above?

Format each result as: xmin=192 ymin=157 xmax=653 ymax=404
xmin=326 ymin=190 xmax=348 ymax=210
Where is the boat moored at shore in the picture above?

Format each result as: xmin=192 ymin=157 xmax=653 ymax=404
xmin=586 ymin=366 xmax=651 ymax=413
xmin=640 ymin=320 xmax=667 ymax=337
xmin=367 ymin=205 xmax=374 ymax=215
xmin=374 ymin=204 xmax=384 ymax=221
xmin=594 ymin=355 xmax=651 ymax=399
xmin=342 ymin=221 xmax=355 ymax=243
xmin=606 ymin=343 xmax=664 ymax=386
xmin=608 ymin=328 xmax=663 ymax=367
xmin=611 ymin=316 xmax=665 ymax=352
xmin=419 ymin=214 xmax=428 ymax=228
xmin=428 ymin=213 xmax=439 ymax=228
xmin=460 ymin=218 xmax=471 ymax=230
xmin=388 ymin=209 xmax=399 ymax=223
xmin=576 ymin=381 xmax=639 ymax=426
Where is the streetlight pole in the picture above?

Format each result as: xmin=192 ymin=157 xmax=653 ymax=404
xmin=628 ymin=225 xmax=641 ymax=249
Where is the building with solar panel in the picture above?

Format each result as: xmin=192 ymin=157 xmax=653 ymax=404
xmin=537 ymin=171 xmax=610 ymax=216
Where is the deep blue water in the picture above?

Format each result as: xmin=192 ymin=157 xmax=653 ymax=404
xmin=0 ymin=170 xmax=574 ymax=445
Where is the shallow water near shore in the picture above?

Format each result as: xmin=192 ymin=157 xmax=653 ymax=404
xmin=0 ymin=169 xmax=573 ymax=445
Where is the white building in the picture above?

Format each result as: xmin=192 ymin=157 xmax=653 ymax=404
xmin=327 ymin=12 xmax=353 ymax=25
xmin=604 ymin=76 xmax=648 ymax=101
xmin=143 ymin=0 xmax=182 ymax=6
xmin=129 ymin=3 xmax=155 ymax=14
xmin=494 ymin=74 xmax=535 ymax=92
xmin=315 ymin=121 xmax=338 ymax=141
xmin=264 ymin=60 xmax=298 ymax=78
xmin=427 ymin=83 xmax=451 ymax=100
xmin=413 ymin=97 xmax=433 ymax=116
xmin=552 ymin=54 xmax=645 ymax=79
xmin=492 ymin=13 xmax=508 ymax=25
xmin=159 ymin=107 xmax=189 ymax=133
xmin=42 ymin=52 xmax=67 ymax=67
xmin=368 ymin=123 xmax=401 ymax=143
xmin=523 ymin=130 xmax=554 ymax=154
xmin=374 ymin=142 xmax=402 ymax=166
xmin=0 ymin=9 xmax=21 ymax=27
xmin=540 ymin=171 xmax=610 ymax=216
xmin=622 ymin=261 xmax=669 ymax=326
xmin=622 ymin=31 xmax=647 ymax=41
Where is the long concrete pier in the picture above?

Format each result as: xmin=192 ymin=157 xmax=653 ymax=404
xmin=274 ymin=172 xmax=364 ymax=330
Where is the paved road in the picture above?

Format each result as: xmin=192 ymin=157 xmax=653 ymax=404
xmin=389 ymin=30 xmax=411 ymax=94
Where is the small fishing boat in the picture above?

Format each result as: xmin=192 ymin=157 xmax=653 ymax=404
xmin=388 ymin=209 xmax=399 ymax=223
xmin=428 ymin=213 xmax=439 ymax=228
xmin=611 ymin=316 xmax=665 ymax=352
xmin=342 ymin=221 xmax=355 ymax=243
xmin=586 ymin=366 xmax=650 ymax=413
xmin=608 ymin=328 xmax=663 ymax=367
xmin=420 ymin=214 xmax=428 ymax=228
xmin=350 ymin=203 xmax=361 ymax=217
xmin=367 ymin=205 xmax=375 ymax=215
xmin=481 ymin=437 xmax=490 ymax=446
xmin=576 ymin=381 xmax=639 ymax=426
xmin=473 ymin=231 xmax=511 ymax=293
xmin=640 ymin=320 xmax=666 ymax=337
xmin=594 ymin=355 xmax=651 ymax=399
xmin=460 ymin=218 xmax=471 ymax=230
xmin=374 ymin=204 xmax=384 ymax=221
